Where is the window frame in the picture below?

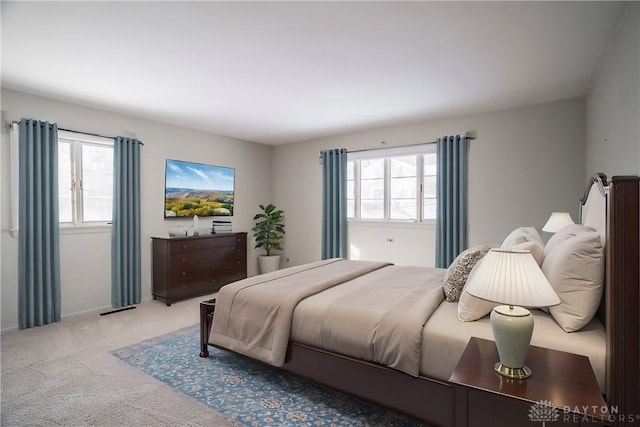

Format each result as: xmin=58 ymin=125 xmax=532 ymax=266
xmin=347 ymin=145 xmax=437 ymax=224
xmin=57 ymin=130 xmax=114 ymax=229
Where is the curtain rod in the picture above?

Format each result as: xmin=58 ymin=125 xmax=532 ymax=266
xmin=319 ymin=135 xmax=475 ymax=157
xmin=11 ymin=121 xmax=143 ymax=145
xmin=347 ymin=136 xmax=475 ymax=155
xmin=59 ymin=127 xmax=144 ymax=145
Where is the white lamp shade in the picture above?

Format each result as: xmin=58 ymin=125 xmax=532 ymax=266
xmin=465 ymin=248 xmax=561 ymax=308
xmin=542 ymin=212 xmax=574 ymax=233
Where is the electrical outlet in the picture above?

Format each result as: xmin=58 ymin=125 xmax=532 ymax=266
xmin=386 ymin=237 xmax=395 ymax=243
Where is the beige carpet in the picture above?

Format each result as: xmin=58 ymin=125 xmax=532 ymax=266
xmin=1 ymin=295 xmax=239 ymax=427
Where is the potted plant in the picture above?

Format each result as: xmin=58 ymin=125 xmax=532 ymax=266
xmin=252 ymin=203 xmax=285 ymax=274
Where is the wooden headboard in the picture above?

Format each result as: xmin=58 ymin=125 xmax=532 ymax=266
xmin=579 ymin=173 xmax=609 ymax=326
xmin=596 ymin=175 xmax=639 ymax=425
xmin=580 ymin=172 xmax=608 ymax=249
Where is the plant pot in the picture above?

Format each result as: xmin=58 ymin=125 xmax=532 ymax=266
xmin=258 ymin=255 xmax=281 ymax=274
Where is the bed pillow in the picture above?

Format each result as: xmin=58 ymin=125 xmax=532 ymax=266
xmin=544 ymin=224 xmax=592 ymax=258
xmin=542 ymin=227 xmax=604 ymax=332
xmin=501 ymin=227 xmax=545 ymax=266
xmin=458 ymin=291 xmax=497 ymax=322
xmin=501 ymin=226 xmax=544 ymax=247
xmin=442 ymin=243 xmax=496 ymax=302
xmin=505 ymin=240 xmax=544 ymax=266
xmin=457 ymin=259 xmax=497 ymax=321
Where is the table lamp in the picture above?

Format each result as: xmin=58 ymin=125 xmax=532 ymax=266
xmin=542 ymin=212 xmax=574 ymax=233
xmin=464 ymin=248 xmax=561 ymax=379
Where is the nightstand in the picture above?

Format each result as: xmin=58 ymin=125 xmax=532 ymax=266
xmin=449 ymin=337 xmax=607 ymax=427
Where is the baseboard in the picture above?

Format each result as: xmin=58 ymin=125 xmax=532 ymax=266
xmin=1 ymin=305 xmax=111 ymax=334
xmin=1 ymin=295 xmax=154 ymax=334
xmin=62 ymin=305 xmax=115 ymax=321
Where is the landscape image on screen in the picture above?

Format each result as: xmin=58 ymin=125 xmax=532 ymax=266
xmin=164 ymin=159 xmax=235 ymax=218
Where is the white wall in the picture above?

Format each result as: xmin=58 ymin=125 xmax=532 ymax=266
xmin=586 ymin=4 xmax=640 ymax=178
xmin=348 ymin=222 xmax=436 ymax=267
xmin=273 ymin=98 xmax=586 ymax=267
xmin=1 ymin=88 xmax=272 ymax=331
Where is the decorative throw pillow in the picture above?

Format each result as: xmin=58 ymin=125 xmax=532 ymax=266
xmin=442 ymin=243 xmax=495 ymax=302
xmin=542 ymin=226 xmax=604 ymax=332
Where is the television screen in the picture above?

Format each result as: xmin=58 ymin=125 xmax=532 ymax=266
xmin=164 ymin=159 xmax=235 ymax=218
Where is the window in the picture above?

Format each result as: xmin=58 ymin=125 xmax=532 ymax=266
xmin=347 ymin=146 xmax=437 ymax=222
xmin=58 ymin=130 xmax=114 ymax=225
xmin=422 ymin=152 xmax=437 ymax=219
xmin=9 ymin=126 xmax=114 ymax=236
xmin=360 ymin=158 xmax=385 ymax=219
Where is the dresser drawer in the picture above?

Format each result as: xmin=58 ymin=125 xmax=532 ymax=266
xmin=168 ymin=234 xmax=245 ymax=254
xmin=169 ymin=261 xmax=242 ymax=281
xmin=168 ymin=237 xmax=213 ymax=254
xmin=172 ymin=265 xmax=246 ymax=295
xmin=210 ymin=234 xmax=245 ymax=249
xmin=171 ymin=247 xmax=244 ymax=266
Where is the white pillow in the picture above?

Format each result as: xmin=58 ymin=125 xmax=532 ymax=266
xmin=542 ymin=226 xmax=604 ymax=332
xmin=543 ymin=224 xmax=591 ymax=258
xmin=457 ymin=259 xmax=498 ymax=321
xmin=507 ymin=241 xmax=544 ymax=267
xmin=502 ymin=226 xmax=544 ymax=248
xmin=458 ymin=291 xmax=497 ymax=322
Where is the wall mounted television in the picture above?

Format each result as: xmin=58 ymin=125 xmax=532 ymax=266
xmin=164 ymin=159 xmax=235 ymax=218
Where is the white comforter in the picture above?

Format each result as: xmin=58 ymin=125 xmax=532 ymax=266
xmin=210 ymin=258 xmax=446 ymax=376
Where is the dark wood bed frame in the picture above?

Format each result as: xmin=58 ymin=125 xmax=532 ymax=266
xmin=200 ymin=175 xmax=639 ymax=427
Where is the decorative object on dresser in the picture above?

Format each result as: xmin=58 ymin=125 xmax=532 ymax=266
xmin=151 ymin=233 xmax=247 ymax=306
xmin=168 ymin=227 xmax=188 ymax=237
xmin=464 ymin=248 xmax=561 ymax=379
xmin=542 ymin=211 xmax=574 ymax=233
xmin=252 ymin=203 xmax=285 ymax=274
xmin=192 ymin=215 xmax=200 ymax=236
xmin=211 ymin=220 xmax=232 ymax=234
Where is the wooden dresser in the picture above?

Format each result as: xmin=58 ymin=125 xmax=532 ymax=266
xmin=151 ymin=232 xmax=247 ymax=306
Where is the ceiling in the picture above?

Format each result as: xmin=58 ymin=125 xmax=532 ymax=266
xmin=1 ymin=1 xmax=626 ymax=145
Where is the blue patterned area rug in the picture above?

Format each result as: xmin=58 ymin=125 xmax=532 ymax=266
xmin=112 ymin=326 xmax=421 ymax=426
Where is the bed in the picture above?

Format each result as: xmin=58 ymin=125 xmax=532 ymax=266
xmin=201 ymin=174 xmax=639 ymax=427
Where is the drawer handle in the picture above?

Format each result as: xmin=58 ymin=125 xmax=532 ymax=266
xmin=182 ymin=271 xmax=187 ymax=276
xmin=182 ymin=257 xmax=186 ymax=262
xmin=211 ymin=266 xmax=216 ymax=270
xmin=211 ymin=278 xmax=216 ymax=282
xmin=181 ymin=244 xmax=187 ymax=249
